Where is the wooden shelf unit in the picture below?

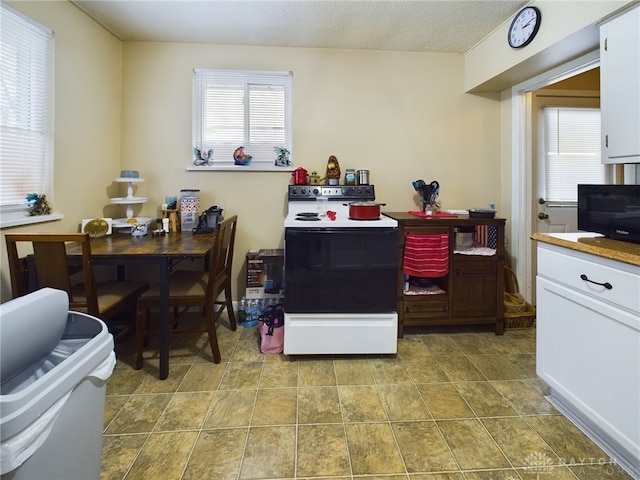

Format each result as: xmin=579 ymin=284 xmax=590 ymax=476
xmin=384 ymin=213 xmax=506 ymax=337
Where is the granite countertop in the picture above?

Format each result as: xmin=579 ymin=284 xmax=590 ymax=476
xmin=532 ymin=232 xmax=640 ymax=267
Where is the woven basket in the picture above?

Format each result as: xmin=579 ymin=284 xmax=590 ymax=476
xmin=504 ymin=266 xmax=536 ymax=328
xmin=504 ymin=291 xmax=528 ymax=313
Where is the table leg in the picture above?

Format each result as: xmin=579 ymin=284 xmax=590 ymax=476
xmin=158 ymin=257 xmax=171 ymax=379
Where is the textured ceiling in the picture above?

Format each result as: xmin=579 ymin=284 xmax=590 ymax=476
xmin=72 ymin=0 xmax=528 ymax=53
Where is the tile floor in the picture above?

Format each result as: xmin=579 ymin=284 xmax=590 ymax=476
xmin=101 ymin=315 xmax=633 ymax=480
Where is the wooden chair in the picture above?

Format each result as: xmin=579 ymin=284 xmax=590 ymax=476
xmin=135 ymin=215 xmax=238 ymax=369
xmin=4 ymin=233 xmax=149 ymax=340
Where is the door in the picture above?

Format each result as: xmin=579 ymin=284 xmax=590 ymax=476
xmin=530 ymin=88 xmax=612 ymax=300
xmin=532 ymin=89 xmax=604 ymax=235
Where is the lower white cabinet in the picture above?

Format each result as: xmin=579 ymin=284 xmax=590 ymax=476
xmin=536 ymin=242 xmax=640 ymax=479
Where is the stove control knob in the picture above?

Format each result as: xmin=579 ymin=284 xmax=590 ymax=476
xmin=356 ymin=187 xmax=362 ymax=195
xmin=345 ymin=187 xmax=355 ymax=196
xmin=312 ymin=188 xmax=319 ymax=195
xmin=300 ymin=188 xmax=307 ymax=195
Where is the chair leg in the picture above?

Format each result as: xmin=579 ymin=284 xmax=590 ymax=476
xmin=225 ymin=281 xmax=237 ymax=331
xmin=135 ymin=306 xmax=147 ymax=370
xmin=206 ymin=307 xmax=222 ymax=364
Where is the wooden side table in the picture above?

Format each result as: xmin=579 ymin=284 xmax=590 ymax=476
xmin=161 ymin=209 xmax=180 ymax=232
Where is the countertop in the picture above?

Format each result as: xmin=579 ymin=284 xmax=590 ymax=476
xmin=532 ymin=232 xmax=640 ymax=267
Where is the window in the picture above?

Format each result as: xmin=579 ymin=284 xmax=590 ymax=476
xmin=543 ymin=107 xmax=607 ymax=203
xmin=192 ymin=69 xmax=292 ymax=169
xmin=0 ymin=4 xmax=53 ymax=217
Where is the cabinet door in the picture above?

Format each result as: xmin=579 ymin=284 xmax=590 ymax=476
xmin=536 ymin=276 xmax=640 ymax=459
xmin=450 ymin=258 xmax=497 ymax=317
xmin=600 ymin=6 xmax=640 ymax=163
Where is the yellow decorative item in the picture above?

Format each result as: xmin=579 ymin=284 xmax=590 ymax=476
xmin=82 ymin=218 xmax=110 ymax=238
xmin=326 ymin=155 xmax=341 ymax=185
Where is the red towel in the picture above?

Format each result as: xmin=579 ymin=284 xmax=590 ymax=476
xmin=403 ymin=233 xmax=449 ymax=277
xmin=409 ymin=211 xmax=457 ymax=218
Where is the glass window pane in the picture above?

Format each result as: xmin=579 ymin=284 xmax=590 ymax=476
xmin=544 ymin=107 xmax=605 ymax=203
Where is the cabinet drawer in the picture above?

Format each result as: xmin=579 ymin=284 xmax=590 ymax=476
xmin=452 ymin=260 xmax=497 ymax=276
xmin=403 ymin=298 xmax=448 ymax=318
xmin=402 ymin=226 xmax=449 ymax=236
xmin=537 ymin=244 xmax=640 ymax=315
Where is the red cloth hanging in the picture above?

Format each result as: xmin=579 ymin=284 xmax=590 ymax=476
xmin=403 ymin=233 xmax=449 ymax=277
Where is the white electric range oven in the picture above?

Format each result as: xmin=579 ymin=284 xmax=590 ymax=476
xmin=283 ymin=185 xmax=399 ymax=355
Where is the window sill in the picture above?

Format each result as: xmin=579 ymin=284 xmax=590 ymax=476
xmin=186 ymin=164 xmax=294 ymax=172
xmin=0 ymin=213 xmax=64 ymax=229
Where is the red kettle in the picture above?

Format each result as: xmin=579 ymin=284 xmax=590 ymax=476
xmin=292 ymin=167 xmax=308 ymax=185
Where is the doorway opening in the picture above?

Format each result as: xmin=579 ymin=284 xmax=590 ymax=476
xmin=510 ymin=51 xmax=600 ymax=303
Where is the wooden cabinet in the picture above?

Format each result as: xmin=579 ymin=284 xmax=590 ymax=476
xmin=600 ymin=4 xmax=640 ymax=164
xmin=384 ymin=213 xmax=506 ymax=337
xmin=536 ymin=241 xmax=640 ymax=477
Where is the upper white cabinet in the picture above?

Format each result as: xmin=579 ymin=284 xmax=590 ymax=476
xmin=600 ymin=5 xmax=640 ymax=164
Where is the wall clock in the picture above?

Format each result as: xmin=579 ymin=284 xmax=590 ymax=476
xmin=508 ymin=6 xmax=541 ymax=49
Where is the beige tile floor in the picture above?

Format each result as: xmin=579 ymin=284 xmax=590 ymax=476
xmin=101 ymin=315 xmax=633 ymax=480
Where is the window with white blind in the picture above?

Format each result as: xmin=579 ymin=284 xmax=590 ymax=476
xmin=192 ymin=69 xmax=292 ymax=169
xmin=544 ymin=107 xmax=607 ymax=203
xmin=0 ymin=4 xmax=53 ymax=216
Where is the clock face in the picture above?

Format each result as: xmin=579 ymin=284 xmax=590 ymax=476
xmin=508 ymin=6 xmax=541 ymax=49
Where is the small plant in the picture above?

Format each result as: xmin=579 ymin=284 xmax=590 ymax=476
xmin=26 ymin=193 xmax=51 ymax=216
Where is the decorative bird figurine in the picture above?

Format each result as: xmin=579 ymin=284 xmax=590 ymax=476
xmin=193 ymin=147 xmax=213 ymax=166
xmin=233 ymin=146 xmax=252 ymax=166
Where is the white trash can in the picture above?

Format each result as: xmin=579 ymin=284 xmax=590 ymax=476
xmin=0 ymin=288 xmax=116 ymax=480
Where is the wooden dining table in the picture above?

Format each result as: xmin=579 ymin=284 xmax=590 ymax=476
xmin=66 ymin=231 xmax=216 ymax=379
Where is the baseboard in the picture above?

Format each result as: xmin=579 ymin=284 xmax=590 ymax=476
xmin=546 ymin=389 xmax=640 ymax=480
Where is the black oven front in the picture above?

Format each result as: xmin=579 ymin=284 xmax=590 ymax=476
xmin=284 ymin=227 xmax=398 ymax=313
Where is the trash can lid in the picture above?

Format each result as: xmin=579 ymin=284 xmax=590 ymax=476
xmin=0 ymin=288 xmax=68 ymax=383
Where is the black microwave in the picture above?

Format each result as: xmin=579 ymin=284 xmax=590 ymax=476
xmin=578 ymin=184 xmax=640 ymax=244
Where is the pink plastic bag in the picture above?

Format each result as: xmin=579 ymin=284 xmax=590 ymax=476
xmin=259 ymin=304 xmax=284 ymax=354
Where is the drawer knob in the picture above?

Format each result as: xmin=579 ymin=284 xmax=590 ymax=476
xmin=580 ymin=274 xmax=613 ymax=290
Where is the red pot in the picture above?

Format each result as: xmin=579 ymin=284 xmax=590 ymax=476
xmin=292 ymin=167 xmax=308 ymax=185
xmin=344 ymin=201 xmax=386 ymax=220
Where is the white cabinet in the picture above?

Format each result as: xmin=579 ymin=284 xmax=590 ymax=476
xmin=536 ymin=242 xmax=640 ymax=478
xmin=600 ymin=5 xmax=640 ymax=164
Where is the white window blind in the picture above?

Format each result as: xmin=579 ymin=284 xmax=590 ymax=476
xmin=193 ymin=69 xmax=292 ymax=166
xmin=544 ymin=107 xmax=606 ymax=203
xmin=0 ymin=4 xmax=53 ymax=207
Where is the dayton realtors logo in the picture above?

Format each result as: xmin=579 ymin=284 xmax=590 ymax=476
xmin=523 ymin=451 xmax=555 ymax=478
xmin=523 ymin=451 xmax=632 ymax=478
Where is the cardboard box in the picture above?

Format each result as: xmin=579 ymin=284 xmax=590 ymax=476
xmin=246 ymin=249 xmax=284 ymax=298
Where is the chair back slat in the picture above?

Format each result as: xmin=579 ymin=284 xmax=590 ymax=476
xmin=206 ymin=215 xmax=237 ymax=299
xmin=32 ymin=242 xmax=74 ymax=294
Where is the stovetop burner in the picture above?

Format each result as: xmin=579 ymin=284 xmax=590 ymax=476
xmin=296 ymin=212 xmax=319 ymax=217
xmin=295 ymin=216 xmax=321 ymax=221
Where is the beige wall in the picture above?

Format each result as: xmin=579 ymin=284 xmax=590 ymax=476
xmin=1 ymin=0 xmax=631 ymax=303
xmin=1 ymin=1 xmax=122 ymax=301
xmin=120 ymin=42 xmax=502 ymax=297
xmin=464 ymin=0 xmax=630 ymax=93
